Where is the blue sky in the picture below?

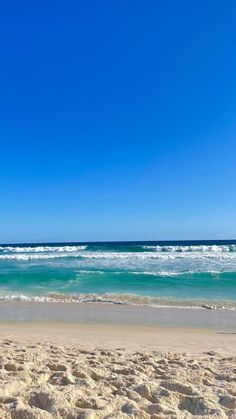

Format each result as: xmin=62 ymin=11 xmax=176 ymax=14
xmin=0 ymin=0 xmax=236 ymax=243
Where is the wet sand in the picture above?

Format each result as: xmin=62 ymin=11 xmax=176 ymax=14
xmin=0 ymin=301 xmax=236 ymax=330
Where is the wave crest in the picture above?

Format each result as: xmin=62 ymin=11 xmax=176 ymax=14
xmin=1 ymin=250 xmax=236 ymax=261
xmin=142 ymin=244 xmax=236 ymax=253
xmin=0 ymin=245 xmax=87 ymax=253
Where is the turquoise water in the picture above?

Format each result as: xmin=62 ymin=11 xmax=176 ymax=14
xmin=0 ymin=240 xmax=236 ymax=308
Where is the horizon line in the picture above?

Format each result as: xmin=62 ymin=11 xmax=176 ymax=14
xmin=0 ymin=238 xmax=236 ymax=246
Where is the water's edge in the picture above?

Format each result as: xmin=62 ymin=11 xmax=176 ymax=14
xmin=0 ymin=301 xmax=235 ymax=331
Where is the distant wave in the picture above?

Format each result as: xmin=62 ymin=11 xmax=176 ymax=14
xmin=76 ymin=269 xmax=225 ymax=277
xmin=1 ymin=250 xmax=236 ymax=261
xmin=0 ymin=292 xmax=235 ymax=310
xmin=142 ymin=244 xmax=236 ymax=252
xmin=1 ymin=244 xmax=236 ymax=255
xmin=0 ymin=245 xmax=87 ymax=253
xmin=0 ymin=254 xmax=75 ymax=260
xmin=1 ymin=243 xmax=236 ymax=260
xmin=128 ymin=270 xmax=223 ymax=276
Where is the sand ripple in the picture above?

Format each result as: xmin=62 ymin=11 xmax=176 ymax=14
xmin=0 ymin=340 xmax=235 ymax=418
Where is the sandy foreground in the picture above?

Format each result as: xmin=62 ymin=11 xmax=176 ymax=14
xmin=0 ymin=322 xmax=235 ymax=418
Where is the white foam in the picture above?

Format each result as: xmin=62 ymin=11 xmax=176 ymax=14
xmin=0 ymin=254 xmax=70 ymax=260
xmin=142 ymin=244 xmax=236 ymax=252
xmin=0 ymin=250 xmax=236 ymax=262
xmin=0 ymin=293 xmax=235 ymax=310
xmin=0 ymin=245 xmax=87 ymax=253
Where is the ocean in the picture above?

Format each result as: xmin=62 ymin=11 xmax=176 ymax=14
xmin=0 ymin=240 xmax=236 ymax=309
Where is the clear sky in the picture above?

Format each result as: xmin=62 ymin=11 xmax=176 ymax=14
xmin=0 ymin=0 xmax=236 ymax=243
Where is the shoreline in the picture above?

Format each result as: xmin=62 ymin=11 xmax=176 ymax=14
xmin=1 ymin=293 xmax=236 ymax=310
xmin=0 ymin=300 xmax=235 ymax=330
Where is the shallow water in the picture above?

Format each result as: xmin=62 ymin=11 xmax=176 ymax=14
xmin=0 ymin=240 xmax=236 ymax=309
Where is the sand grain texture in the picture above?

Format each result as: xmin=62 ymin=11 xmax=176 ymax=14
xmin=0 ymin=339 xmax=235 ymax=418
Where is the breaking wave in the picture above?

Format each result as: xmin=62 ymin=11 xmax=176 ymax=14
xmin=0 ymin=245 xmax=87 ymax=253
xmin=0 ymin=250 xmax=236 ymax=261
xmin=142 ymin=244 xmax=236 ymax=252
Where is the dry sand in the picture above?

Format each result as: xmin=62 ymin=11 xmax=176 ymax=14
xmin=0 ymin=323 xmax=235 ymax=418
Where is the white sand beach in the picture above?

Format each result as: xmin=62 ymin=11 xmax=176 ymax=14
xmin=0 ymin=304 xmax=235 ymax=418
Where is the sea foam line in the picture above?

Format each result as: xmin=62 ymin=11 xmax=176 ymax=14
xmin=0 ymin=245 xmax=87 ymax=253
xmin=0 ymin=293 xmax=235 ymax=310
xmin=142 ymin=244 xmax=236 ymax=252
xmin=1 ymin=244 xmax=236 ymax=255
xmin=1 ymin=251 xmax=236 ymax=261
